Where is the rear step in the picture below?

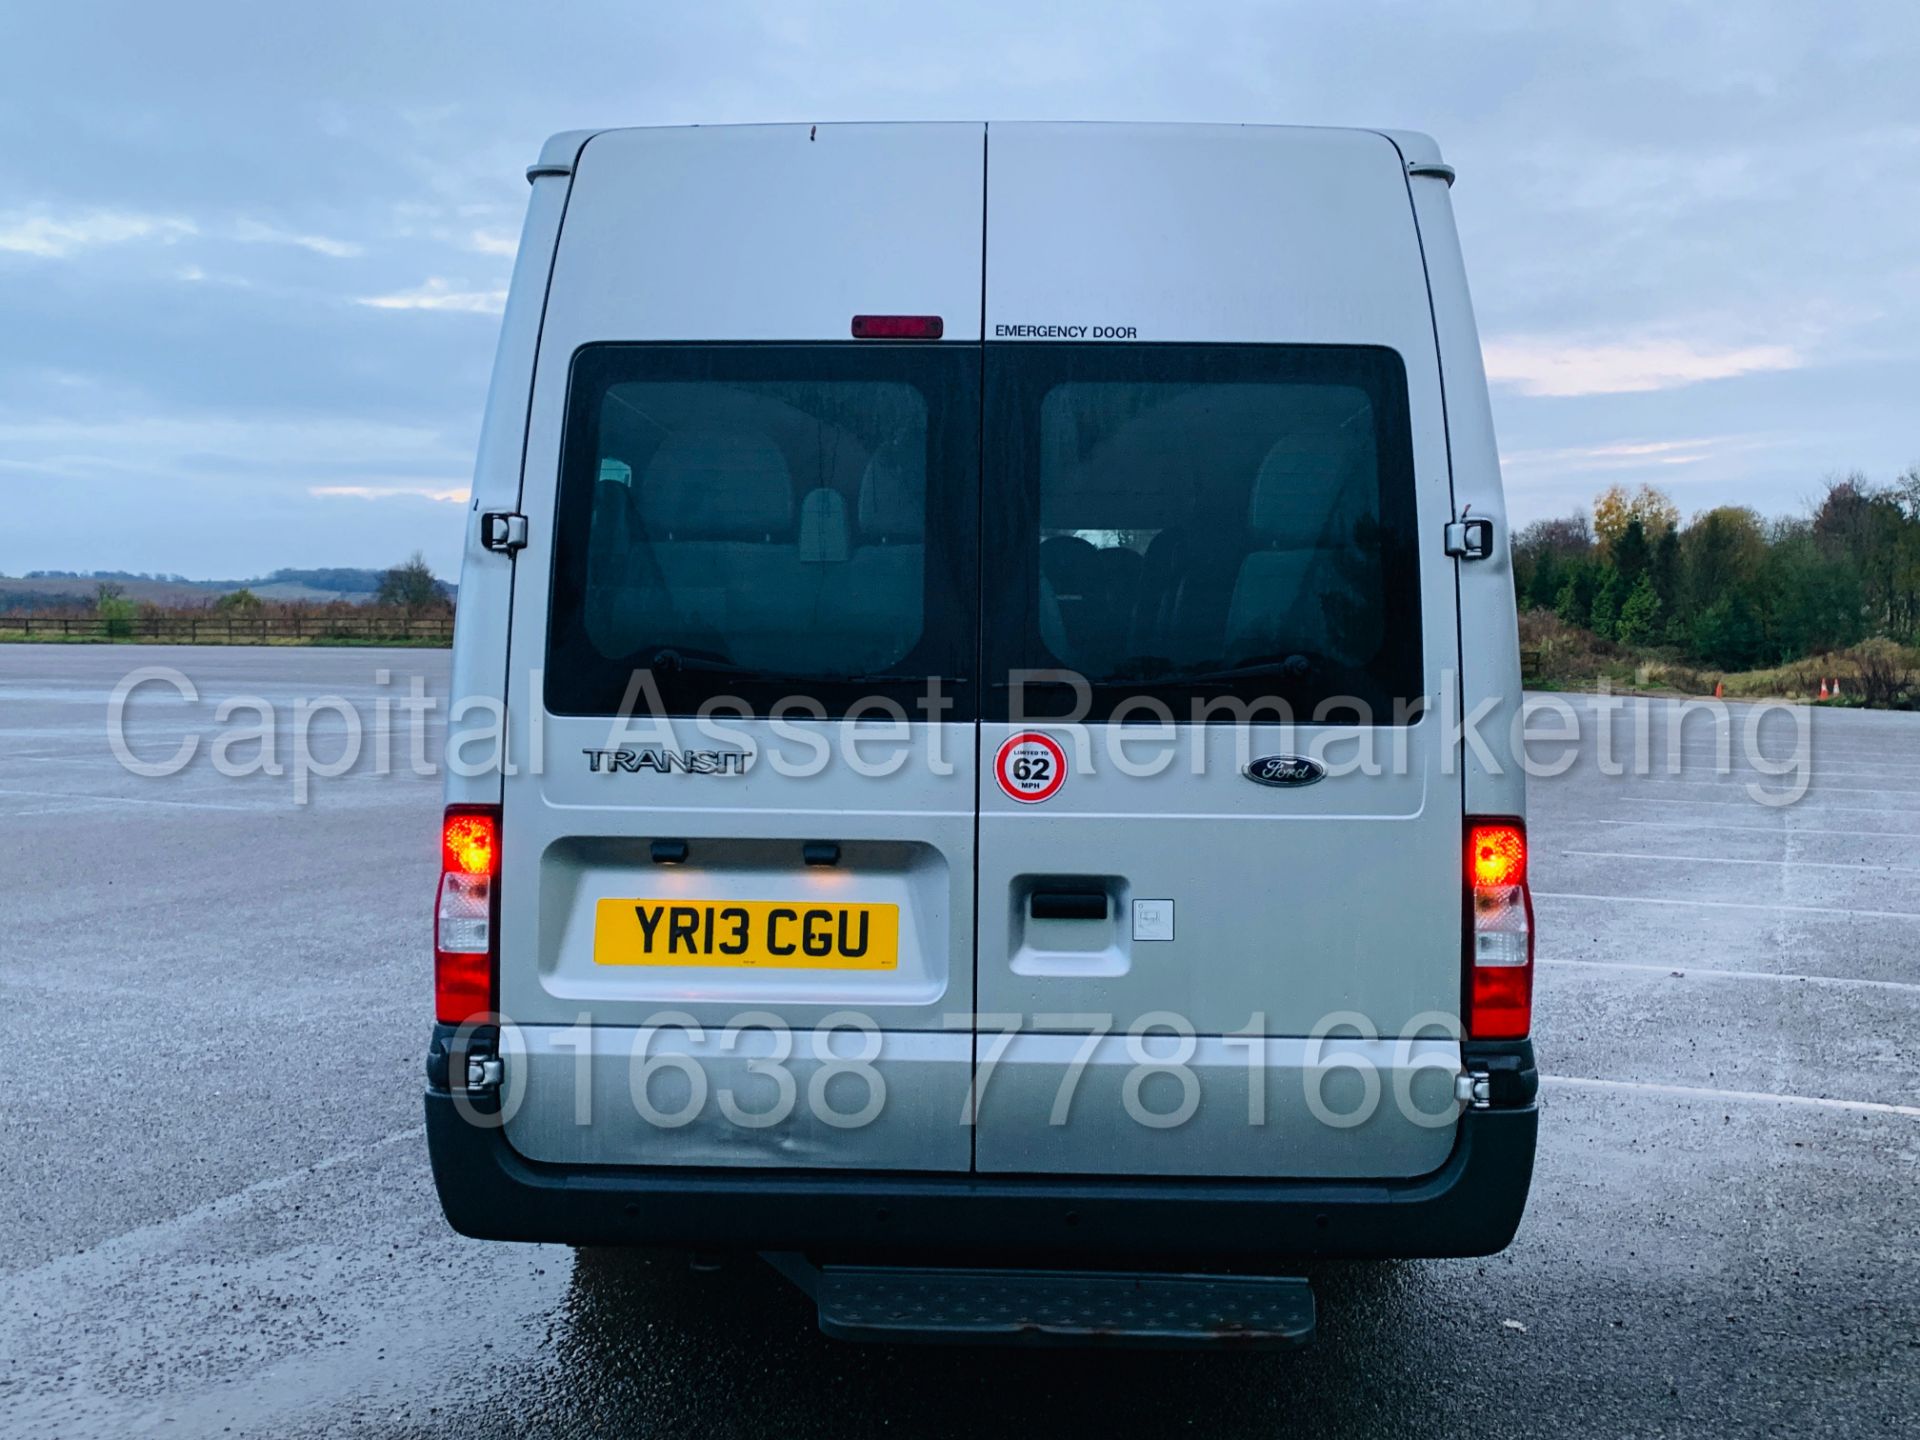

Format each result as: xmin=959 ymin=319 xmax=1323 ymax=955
xmin=762 ymin=1254 xmax=1315 ymax=1349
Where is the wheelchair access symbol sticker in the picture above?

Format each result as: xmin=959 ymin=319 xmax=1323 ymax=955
xmin=994 ymin=731 xmax=1068 ymax=804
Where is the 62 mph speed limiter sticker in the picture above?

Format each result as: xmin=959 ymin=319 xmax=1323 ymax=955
xmin=993 ymin=731 xmax=1068 ymax=804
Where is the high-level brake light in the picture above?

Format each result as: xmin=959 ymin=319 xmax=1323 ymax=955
xmin=436 ymin=805 xmax=499 ymax=1024
xmin=1466 ymin=820 xmax=1533 ymax=1039
xmin=851 ymin=314 xmax=944 ymax=339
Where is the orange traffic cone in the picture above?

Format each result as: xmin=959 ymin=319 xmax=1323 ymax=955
xmin=1713 ymin=680 xmax=1724 ymax=698
xmin=1832 ymin=677 xmax=1843 ymax=699
xmin=1819 ymin=678 xmax=1830 ymax=700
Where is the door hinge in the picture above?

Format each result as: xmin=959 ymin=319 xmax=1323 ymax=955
xmin=466 ymin=1053 xmax=505 ymax=1092
xmin=1454 ymin=1069 xmax=1492 ymax=1108
xmin=480 ymin=512 xmax=527 ymax=554
xmin=1444 ymin=514 xmax=1495 ymax=560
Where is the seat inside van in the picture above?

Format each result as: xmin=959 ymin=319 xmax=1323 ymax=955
xmin=582 ymin=384 xmax=930 ymax=677
xmin=1025 ymin=379 xmax=1387 ymax=683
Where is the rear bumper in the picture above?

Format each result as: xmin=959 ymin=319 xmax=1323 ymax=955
xmin=424 ymin=1042 xmax=1537 ymax=1261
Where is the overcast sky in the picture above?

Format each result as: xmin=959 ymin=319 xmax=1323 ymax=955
xmin=2 ymin=1 xmax=1915 ymax=579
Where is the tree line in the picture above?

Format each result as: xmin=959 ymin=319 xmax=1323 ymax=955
xmin=220 ymin=554 xmax=451 ymax=615
xmin=1512 ymin=471 xmax=1920 ymax=671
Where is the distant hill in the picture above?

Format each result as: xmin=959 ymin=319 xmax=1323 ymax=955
xmin=247 ymin=581 xmax=379 ymax=603
xmin=254 ymin=567 xmax=391 ymax=595
xmin=0 ymin=566 xmax=454 ymax=613
xmin=0 ymin=576 xmax=221 ymax=611
xmin=249 ymin=567 xmax=455 ymax=602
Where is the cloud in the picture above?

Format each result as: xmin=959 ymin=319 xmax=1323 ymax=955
xmin=231 ymin=219 xmax=364 ymax=258
xmin=1501 ymin=437 xmax=1753 ymax=473
xmin=466 ymin=228 xmax=519 ymax=256
xmin=174 ymin=263 xmax=257 ymax=288
xmin=310 ymin=483 xmax=470 ymax=503
xmin=0 ymin=208 xmax=197 ymax=258
xmin=1482 ymin=335 xmax=1802 ymax=397
xmin=0 ymin=207 xmax=366 ymax=274
xmin=0 ymin=412 xmax=469 ymax=484
xmin=0 ymin=208 xmax=364 ymax=263
xmin=5 ymin=1 xmax=1916 ymax=577
xmin=0 ymin=407 xmax=476 ymax=573
xmin=356 ymin=276 xmax=506 ymax=314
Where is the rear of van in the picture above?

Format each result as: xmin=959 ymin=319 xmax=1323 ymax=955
xmin=426 ymin=122 xmax=1536 ymax=1345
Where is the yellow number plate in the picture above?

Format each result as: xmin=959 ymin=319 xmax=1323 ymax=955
xmin=593 ymin=899 xmax=900 ymax=970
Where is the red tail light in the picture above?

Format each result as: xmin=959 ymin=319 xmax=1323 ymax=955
xmin=1465 ymin=819 xmax=1533 ymax=1039
xmin=436 ymin=805 xmax=499 ymax=1024
xmin=851 ymin=314 xmax=944 ymax=339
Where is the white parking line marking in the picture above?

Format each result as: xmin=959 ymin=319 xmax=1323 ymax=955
xmin=1628 ymin=777 xmax=1920 ymax=798
xmin=1539 ymin=957 xmax=1920 ymax=994
xmin=1561 ymin=848 xmax=1920 ymax=875
xmin=1533 ymin=891 xmax=1920 ymax=921
xmin=1622 ymin=796 xmax=1915 ymax=817
xmin=1 ymin=753 xmax=146 ymax=765
xmin=1589 ymin=818 xmax=1920 ymax=840
xmin=1641 ymin=769 xmax=1920 ymax=782
xmin=0 ymin=785 xmax=257 ymax=814
xmin=1661 ymin=757 xmax=1920 ymax=777
xmin=1543 ymin=1075 xmax=1920 ymax=1118
xmin=1667 ymin=739 xmax=1919 ymax=753
xmin=1 ymin=1126 xmax=428 ymax=1286
xmin=1663 ymin=772 xmax=1920 ymax=786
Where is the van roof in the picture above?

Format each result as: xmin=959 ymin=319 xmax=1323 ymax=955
xmin=527 ymin=122 xmax=1449 ymax=184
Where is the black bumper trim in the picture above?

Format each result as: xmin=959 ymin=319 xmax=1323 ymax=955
xmin=424 ymin=1093 xmax=1537 ymax=1261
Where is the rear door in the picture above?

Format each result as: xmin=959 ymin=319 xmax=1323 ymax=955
xmin=973 ymin=124 xmax=1466 ymax=1178
xmin=498 ymin=124 xmax=985 ymax=1172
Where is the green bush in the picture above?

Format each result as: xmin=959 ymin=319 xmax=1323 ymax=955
xmin=1616 ymin=574 xmax=1663 ymax=645
xmin=95 ymin=583 xmax=136 ymax=639
xmin=1587 ymin=571 xmax=1624 ymax=639
xmin=1691 ymin=593 xmax=1766 ymax=670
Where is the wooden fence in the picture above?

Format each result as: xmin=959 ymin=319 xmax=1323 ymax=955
xmin=0 ymin=614 xmax=455 ymax=645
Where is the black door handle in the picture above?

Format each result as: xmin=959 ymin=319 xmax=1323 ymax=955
xmin=1029 ymin=889 xmax=1109 ymax=921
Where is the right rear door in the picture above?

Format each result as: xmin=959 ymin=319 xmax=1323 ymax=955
xmin=970 ymin=124 xmax=1467 ymax=1179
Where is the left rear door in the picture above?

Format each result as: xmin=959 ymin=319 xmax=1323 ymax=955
xmin=496 ymin=124 xmax=986 ymax=1172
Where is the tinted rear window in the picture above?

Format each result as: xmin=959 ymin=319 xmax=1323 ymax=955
xmin=545 ymin=344 xmax=980 ymax=718
xmin=982 ymin=344 xmax=1424 ymax=723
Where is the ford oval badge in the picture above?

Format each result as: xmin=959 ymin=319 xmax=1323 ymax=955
xmin=1244 ymin=754 xmax=1326 ymax=788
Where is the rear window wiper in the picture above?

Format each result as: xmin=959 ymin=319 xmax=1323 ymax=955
xmin=1157 ymin=656 xmax=1326 ymax=684
xmin=987 ymin=657 xmax=1326 ymax=688
xmin=825 ymin=673 xmax=972 ymax=687
xmin=623 ymin=650 xmax=969 ymax=689
xmin=627 ymin=647 xmax=751 ymax=675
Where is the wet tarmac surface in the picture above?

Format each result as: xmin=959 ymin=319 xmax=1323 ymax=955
xmin=2 ymin=646 xmax=1916 ymax=1437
